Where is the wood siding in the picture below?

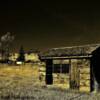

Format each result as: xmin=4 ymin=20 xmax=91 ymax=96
xmin=39 ymin=58 xmax=91 ymax=92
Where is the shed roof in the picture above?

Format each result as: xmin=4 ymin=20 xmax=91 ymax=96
xmin=40 ymin=44 xmax=100 ymax=58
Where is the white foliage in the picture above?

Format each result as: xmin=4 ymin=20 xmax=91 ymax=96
xmin=1 ymin=32 xmax=14 ymax=43
xmin=0 ymin=32 xmax=15 ymax=60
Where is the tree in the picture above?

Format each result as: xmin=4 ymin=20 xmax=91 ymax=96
xmin=0 ymin=32 xmax=14 ymax=62
xmin=17 ymin=45 xmax=25 ymax=62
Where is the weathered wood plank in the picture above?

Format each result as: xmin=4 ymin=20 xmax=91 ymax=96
xmin=53 ymin=59 xmax=69 ymax=64
xmin=80 ymin=68 xmax=90 ymax=74
xmin=80 ymin=86 xmax=90 ymax=92
xmin=80 ymin=79 xmax=90 ymax=86
xmin=80 ymin=74 xmax=90 ymax=79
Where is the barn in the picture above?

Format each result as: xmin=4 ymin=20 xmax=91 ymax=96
xmin=39 ymin=44 xmax=100 ymax=92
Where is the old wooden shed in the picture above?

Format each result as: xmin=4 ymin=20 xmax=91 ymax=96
xmin=39 ymin=44 xmax=100 ymax=92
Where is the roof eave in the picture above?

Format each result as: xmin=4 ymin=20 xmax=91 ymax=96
xmin=41 ymin=55 xmax=92 ymax=59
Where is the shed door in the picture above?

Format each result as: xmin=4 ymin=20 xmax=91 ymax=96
xmin=70 ymin=59 xmax=80 ymax=90
xmin=46 ymin=59 xmax=53 ymax=84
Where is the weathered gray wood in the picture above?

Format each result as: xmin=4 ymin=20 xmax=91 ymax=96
xmin=70 ymin=59 xmax=80 ymax=90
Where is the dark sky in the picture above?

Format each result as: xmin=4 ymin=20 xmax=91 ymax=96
xmin=0 ymin=1 xmax=100 ymax=51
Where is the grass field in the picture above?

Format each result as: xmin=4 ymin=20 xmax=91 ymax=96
xmin=0 ymin=64 xmax=100 ymax=100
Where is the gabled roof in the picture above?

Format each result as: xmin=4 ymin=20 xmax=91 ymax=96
xmin=40 ymin=44 xmax=100 ymax=58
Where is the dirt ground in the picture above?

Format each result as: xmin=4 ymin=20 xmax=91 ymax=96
xmin=0 ymin=64 xmax=100 ymax=100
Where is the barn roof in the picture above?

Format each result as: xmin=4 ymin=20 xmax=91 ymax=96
xmin=40 ymin=44 xmax=100 ymax=58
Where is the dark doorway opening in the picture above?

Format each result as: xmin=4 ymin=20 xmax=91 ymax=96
xmin=45 ymin=59 xmax=53 ymax=85
xmin=91 ymin=47 xmax=100 ymax=91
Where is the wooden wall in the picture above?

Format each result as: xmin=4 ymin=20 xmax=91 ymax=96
xmin=38 ymin=58 xmax=91 ymax=92
xmin=78 ymin=59 xmax=90 ymax=92
xmin=70 ymin=58 xmax=90 ymax=92
xmin=38 ymin=64 xmax=46 ymax=85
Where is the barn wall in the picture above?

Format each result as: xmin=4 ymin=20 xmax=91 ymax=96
xmin=38 ymin=64 xmax=46 ymax=85
xmin=78 ymin=59 xmax=91 ymax=92
xmin=38 ymin=58 xmax=91 ymax=92
xmin=38 ymin=59 xmax=70 ymax=88
xmin=52 ymin=58 xmax=91 ymax=91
